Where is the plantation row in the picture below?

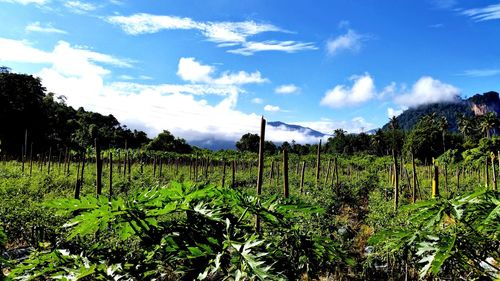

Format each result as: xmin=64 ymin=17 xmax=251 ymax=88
xmin=0 ymin=120 xmax=498 ymax=280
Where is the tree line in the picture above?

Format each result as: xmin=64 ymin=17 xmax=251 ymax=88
xmin=0 ymin=69 xmax=193 ymax=156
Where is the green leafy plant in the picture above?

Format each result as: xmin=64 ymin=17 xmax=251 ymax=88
xmin=10 ymin=182 xmax=351 ymax=280
xmin=369 ymin=189 xmax=499 ymax=280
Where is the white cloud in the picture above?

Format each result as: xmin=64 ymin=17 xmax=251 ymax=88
xmin=214 ymin=71 xmax=268 ymax=85
xmin=202 ymin=21 xmax=282 ymax=44
xmin=378 ymin=82 xmax=396 ymax=99
xmin=320 ymin=73 xmax=376 ymax=108
xmin=177 ymin=57 xmax=214 ymax=83
xmin=297 ymin=117 xmax=375 ymax=134
xmin=107 ymin=13 xmax=199 ymax=34
xmin=394 ymin=76 xmax=460 ymax=107
xmin=0 ymin=0 xmax=47 ymax=5
xmin=251 ymin=97 xmax=263 ymax=104
xmin=275 ymin=84 xmax=299 ymax=94
xmin=387 ymin=107 xmax=405 ymax=118
xmin=64 ymin=0 xmax=97 ymax=13
xmin=264 ymin=104 xmax=281 ymax=112
xmin=177 ymin=57 xmax=268 ymax=85
xmin=26 ymin=22 xmax=66 ymax=34
xmin=461 ymin=69 xmax=500 ymax=77
xmin=462 ymin=4 xmax=500 ymax=21
xmin=0 ymin=37 xmax=368 ymax=146
xmin=0 ymin=38 xmax=52 ymax=63
xmin=326 ymin=29 xmax=364 ymax=56
xmin=227 ymin=40 xmax=317 ymax=56
xmin=106 ymin=13 xmax=316 ymax=55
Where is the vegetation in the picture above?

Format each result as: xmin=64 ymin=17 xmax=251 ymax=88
xmin=0 ymin=69 xmax=499 ymax=280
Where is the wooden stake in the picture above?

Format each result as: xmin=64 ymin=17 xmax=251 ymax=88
xmin=109 ymin=152 xmax=113 ymax=200
xmin=95 ymin=139 xmax=102 ymax=196
xmin=315 ymin=140 xmax=321 ymax=185
xmin=231 ymin=160 xmax=236 ymax=188
xmin=411 ymin=151 xmax=417 ymax=203
xmin=256 ymin=116 xmax=266 ymax=232
xmin=300 ymin=161 xmax=306 ymax=195
xmin=432 ymin=158 xmax=439 ymax=198
xmin=283 ymin=148 xmax=289 ymax=198
xmin=393 ymin=149 xmax=399 ymax=211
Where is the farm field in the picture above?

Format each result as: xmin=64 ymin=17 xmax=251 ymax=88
xmin=1 ymin=138 xmax=498 ymax=280
xmin=2 ymin=1 xmax=500 ymax=280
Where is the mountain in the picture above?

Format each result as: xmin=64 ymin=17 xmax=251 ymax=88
xmin=190 ymin=121 xmax=329 ymax=150
xmin=383 ymin=91 xmax=500 ymax=131
xmin=267 ymin=121 xmax=328 ymax=138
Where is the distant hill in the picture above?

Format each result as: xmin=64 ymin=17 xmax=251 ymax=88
xmin=267 ymin=121 xmax=328 ymax=138
xmin=383 ymin=91 xmax=500 ymax=131
xmin=191 ymin=121 xmax=329 ymax=150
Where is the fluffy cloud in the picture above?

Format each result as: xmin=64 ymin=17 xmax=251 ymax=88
xmin=177 ymin=57 xmax=214 ymax=83
xmin=326 ymin=29 xmax=364 ymax=56
xmin=462 ymin=4 xmax=500 ymax=21
xmin=387 ymin=107 xmax=405 ymax=118
xmin=264 ymin=104 xmax=281 ymax=112
xmin=106 ymin=13 xmax=316 ymax=55
xmin=0 ymin=38 xmax=269 ymax=141
xmin=320 ymin=73 xmax=376 ymax=108
xmin=0 ymin=37 xmax=370 ymax=145
xmin=25 ymin=22 xmax=66 ymax=34
xmin=394 ymin=76 xmax=460 ymax=107
xmin=177 ymin=57 xmax=268 ymax=85
xmin=0 ymin=38 xmax=52 ymax=63
xmin=275 ymin=84 xmax=299 ymax=94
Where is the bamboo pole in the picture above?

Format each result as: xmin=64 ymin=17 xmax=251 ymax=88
xmin=109 ymin=152 xmax=113 ymax=200
xmin=491 ymin=154 xmax=497 ymax=192
xmin=221 ymin=161 xmax=226 ymax=187
xmin=47 ymin=147 xmax=52 ymax=175
xmin=283 ymin=148 xmax=289 ymax=198
xmin=315 ymin=140 xmax=321 ymax=185
xmin=411 ymin=151 xmax=417 ymax=203
xmin=432 ymin=158 xmax=439 ymax=198
xmin=324 ymin=159 xmax=332 ymax=186
xmin=95 ymin=139 xmax=102 ymax=196
xmin=256 ymin=117 xmax=266 ymax=232
xmin=393 ymin=149 xmax=399 ymax=211
xmin=300 ymin=161 xmax=306 ymax=195
xmin=231 ymin=160 xmax=236 ymax=188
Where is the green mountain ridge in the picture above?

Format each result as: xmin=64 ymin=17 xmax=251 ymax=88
xmin=383 ymin=91 xmax=500 ymax=131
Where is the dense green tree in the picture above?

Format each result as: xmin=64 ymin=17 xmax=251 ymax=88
xmin=235 ymin=133 xmax=277 ymax=154
xmin=146 ymin=130 xmax=192 ymax=153
xmin=0 ymin=71 xmax=150 ymax=156
xmin=235 ymin=133 xmax=260 ymax=153
xmin=404 ymin=114 xmax=451 ymax=161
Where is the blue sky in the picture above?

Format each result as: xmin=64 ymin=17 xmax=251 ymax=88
xmin=1 ymin=0 xmax=499 ymax=144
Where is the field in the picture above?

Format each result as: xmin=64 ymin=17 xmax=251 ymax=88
xmin=1 ymin=146 xmax=498 ymax=280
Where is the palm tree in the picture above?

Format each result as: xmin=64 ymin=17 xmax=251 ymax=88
xmin=480 ymin=112 xmax=499 ymax=138
xmin=457 ymin=113 xmax=475 ymax=139
xmin=438 ymin=116 xmax=448 ymax=152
